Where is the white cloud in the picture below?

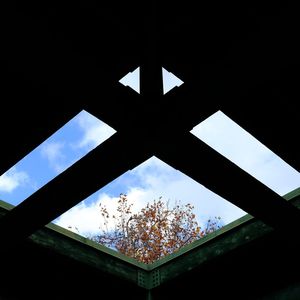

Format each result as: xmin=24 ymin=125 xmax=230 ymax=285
xmin=75 ymin=111 xmax=116 ymax=150
xmin=129 ymin=157 xmax=246 ymax=225
xmin=55 ymin=156 xmax=246 ymax=236
xmin=55 ymin=196 xmax=105 ymax=236
xmin=55 ymin=188 xmax=148 ymax=236
xmin=54 ymin=113 xmax=300 ymax=237
xmin=191 ymin=111 xmax=300 ymax=195
xmin=40 ymin=141 xmax=66 ymax=173
xmin=0 ymin=166 xmax=30 ymax=193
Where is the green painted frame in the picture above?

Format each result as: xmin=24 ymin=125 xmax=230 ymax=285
xmin=1 ymin=187 xmax=299 ymax=290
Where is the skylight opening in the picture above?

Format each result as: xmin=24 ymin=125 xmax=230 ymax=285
xmin=190 ymin=111 xmax=300 ymax=196
xmin=162 ymin=67 xmax=184 ymax=94
xmin=54 ymin=156 xmax=247 ymax=263
xmin=119 ymin=67 xmax=140 ymax=94
xmin=118 ymin=66 xmax=184 ymax=95
xmin=0 ymin=110 xmax=116 ymax=206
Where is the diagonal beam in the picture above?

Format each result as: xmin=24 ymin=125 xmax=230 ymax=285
xmin=0 ymin=62 xmax=83 ymax=175
xmin=155 ymin=132 xmax=300 ymax=234
xmin=222 ymin=105 xmax=300 ymax=172
xmin=0 ymin=131 xmax=153 ymax=252
xmin=0 ymin=104 xmax=81 ymax=176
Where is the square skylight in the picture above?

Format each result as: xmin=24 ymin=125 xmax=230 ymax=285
xmin=54 ymin=156 xmax=247 ymax=263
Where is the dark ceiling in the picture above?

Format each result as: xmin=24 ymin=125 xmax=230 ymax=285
xmin=0 ymin=0 xmax=299 ymax=275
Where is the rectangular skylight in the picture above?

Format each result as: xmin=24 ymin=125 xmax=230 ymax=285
xmin=0 ymin=110 xmax=116 ymax=206
xmin=190 ymin=111 xmax=300 ymax=196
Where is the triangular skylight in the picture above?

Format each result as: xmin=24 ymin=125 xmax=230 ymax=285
xmin=162 ymin=67 xmax=184 ymax=94
xmin=0 ymin=110 xmax=116 ymax=206
xmin=119 ymin=67 xmax=140 ymax=94
xmin=190 ymin=111 xmax=300 ymax=196
xmin=54 ymin=156 xmax=247 ymax=263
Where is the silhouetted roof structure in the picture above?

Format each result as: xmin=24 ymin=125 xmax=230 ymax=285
xmin=0 ymin=1 xmax=299 ymax=299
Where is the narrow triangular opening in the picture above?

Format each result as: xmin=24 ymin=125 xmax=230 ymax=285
xmin=119 ymin=67 xmax=140 ymax=94
xmin=162 ymin=67 xmax=183 ymax=94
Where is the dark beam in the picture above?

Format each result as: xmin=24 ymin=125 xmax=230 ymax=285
xmin=154 ymin=192 xmax=300 ymax=285
xmin=0 ymin=62 xmax=82 ymax=175
xmin=156 ymin=216 xmax=271 ymax=284
xmin=156 ymin=2 xmax=300 ymax=171
xmin=0 ymin=200 xmax=148 ymax=283
xmin=155 ymin=190 xmax=300 ymax=282
xmin=222 ymin=100 xmax=300 ymax=172
xmin=1 ymin=191 xmax=299 ymax=290
xmin=140 ymin=0 xmax=163 ymax=99
xmin=0 ymin=131 xmax=153 ymax=252
xmin=140 ymin=63 xmax=163 ymax=98
xmin=0 ymin=1 xmax=143 ymax=175
xmin=155 ymin=132 xmax=300 ymax=234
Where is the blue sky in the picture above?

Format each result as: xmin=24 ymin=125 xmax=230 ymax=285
xmin=0 ymin=109 xmax=299 ymax=237
xmin=0 ymin=111 xmax=116 ymax=205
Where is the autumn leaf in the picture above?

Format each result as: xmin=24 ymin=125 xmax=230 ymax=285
xmin=92 ymin=194 xmax=222 ymax=264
